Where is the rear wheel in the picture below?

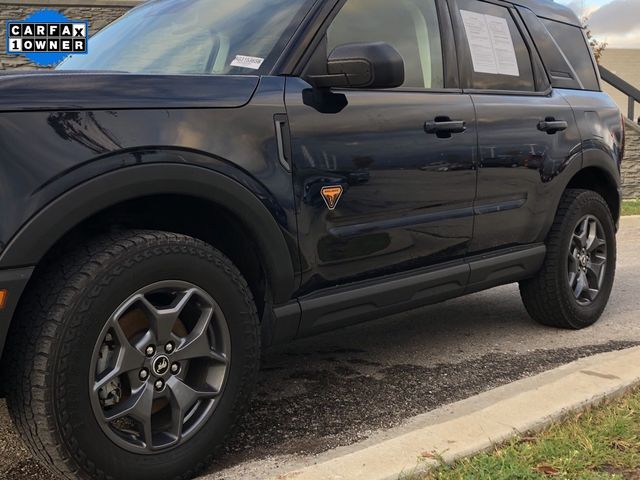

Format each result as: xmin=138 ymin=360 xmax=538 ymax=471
xmin=520 ymin=189 xmax=617 ymax=329
xmin=5 ymin=230 xmax=260 ymax=480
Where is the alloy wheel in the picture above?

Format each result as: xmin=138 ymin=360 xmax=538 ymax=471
xmin=89 ymin=280 xmax=231 ymax=453
xmin=567 ymin=215 xmax=608 ymax=306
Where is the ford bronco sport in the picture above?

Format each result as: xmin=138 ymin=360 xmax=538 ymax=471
xmin=0 ymin=0 xmax=624 ymax=478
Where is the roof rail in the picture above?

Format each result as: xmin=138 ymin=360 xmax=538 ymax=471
xmin=599 ymin=66 xmax=640 ymax=123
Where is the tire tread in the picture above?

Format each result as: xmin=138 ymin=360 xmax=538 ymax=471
xmin=520 ymin=189 xmax=615 ymax=329
xmin=4 ymin=230 xmax=260 ymax=480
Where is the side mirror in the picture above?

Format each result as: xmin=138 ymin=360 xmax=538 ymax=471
xmin=308 ymin=42 xmax=405 ymax=89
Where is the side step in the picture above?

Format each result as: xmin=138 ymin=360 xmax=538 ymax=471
xmin=294 ymin=245 xmax=546 ymax=337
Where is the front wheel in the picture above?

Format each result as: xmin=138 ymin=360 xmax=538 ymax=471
xmin=520 ymin=189 xmax=617 ymax=329
xmin=5 ymin=231 xmax=260 ymax=480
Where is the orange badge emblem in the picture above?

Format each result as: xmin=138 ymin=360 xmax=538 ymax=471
xmin=320 ymin=185 xmax=344 ymax=211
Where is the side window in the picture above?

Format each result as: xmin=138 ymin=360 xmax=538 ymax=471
xmin=327 ymin=0 xmax=444 ymax=89
xmin=541 ymin=19 xmax=599 ymax=91
xmin=455 ymin=0 xmax=535 ymax=91
xmin=518 ymin=7 xmax=580 ymax=90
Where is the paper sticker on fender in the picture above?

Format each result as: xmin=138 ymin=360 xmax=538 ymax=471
xmin=321 ymin=186 xmax=344 ymax=211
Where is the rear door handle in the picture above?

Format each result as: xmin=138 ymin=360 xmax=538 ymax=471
xmin=424 ymin=118 xmax=467 ymax=138
xmin=537 ymin=119 xmax=568 ymax=134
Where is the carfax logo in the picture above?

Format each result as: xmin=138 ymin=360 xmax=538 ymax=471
xmin=6 ymin=9 xmax=88 ymax=67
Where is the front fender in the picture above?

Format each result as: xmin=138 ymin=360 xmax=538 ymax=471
xmin=0 ymin=163 xmax=296 ymax=303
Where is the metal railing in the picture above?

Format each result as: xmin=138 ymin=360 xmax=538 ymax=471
xmin=599 ymin=66 xmax=640 ymax=123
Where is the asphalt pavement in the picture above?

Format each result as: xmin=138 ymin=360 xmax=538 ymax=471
xmin=2 ymin=217 xmax=639 ymax=480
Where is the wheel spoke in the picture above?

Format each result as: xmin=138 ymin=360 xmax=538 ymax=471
xmin=173 ymin=305 xmax=227 ymax=364
xmin=587 ymin=257 xmax=607 ymax=288
xmin=166 ymin=377 xmax=219 ymax=439
xmin=584 ymin=288 xmax=599 ymax=301
xmin=94 ymin=321 xmax=146 ymax=393
xmin=573 ymin=270 xmax=588 ymax=299
xmin=586 ymin=236 xmax=605 ymax=254
xmin=568 ymin=253 xmax=579 ymax=284
xmin=138 ymin=289 xmax=198 ymax=344
xmin=103 ymin=382 xmax=155 ymax=424
xmin=110 ymin=316 xmax=147 ymax=362
xmin=573 ymin=218 xmax=589 ymax=248
xmin=584 ymin=219 xmax=598 ymax=252
xmin=134 ymin=329 xmax=156 ymax=352
xmin=568 ymin=252 xmax=578 ymax=268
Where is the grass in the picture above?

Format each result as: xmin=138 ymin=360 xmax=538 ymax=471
xmin=621 ymin=200 xmax=640 ymax=216
xmin=412 ymin=388 xmax=640 ymax=480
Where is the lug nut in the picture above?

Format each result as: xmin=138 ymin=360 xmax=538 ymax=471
xmin=170 ymin=363 xmax=180 ymax=374
xmin=145 ymin=345 xmax=155 ymax=357
xmin=139 ymin=368 xmax=149 ymax=381
xmin=165 ymin=342 xmax=175 ymax=354
xmin=154 ymin=379 xmax=165 ymax=391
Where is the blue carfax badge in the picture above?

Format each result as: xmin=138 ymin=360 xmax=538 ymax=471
xmin=6 ymin=9 xmax=88 ymax=67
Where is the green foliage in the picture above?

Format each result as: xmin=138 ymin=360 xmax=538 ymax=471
xmin=622 ymin=200 xmax=640 ymax=216
xmin=416 ymin=389 xmax=640 ymax=479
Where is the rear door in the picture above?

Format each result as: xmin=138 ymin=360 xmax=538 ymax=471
xmin=285 ymin=0 xmax=478 ymax=294
xmin=448 ymin=0 xmax=582 ymax=253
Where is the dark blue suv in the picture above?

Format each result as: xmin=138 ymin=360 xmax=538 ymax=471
xmin=0 ymin=0 xmax=624 ymax=478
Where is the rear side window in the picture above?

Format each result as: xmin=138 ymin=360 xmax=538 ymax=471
xmin=327 ymin=0 xmax=444 ymax=89
xmin=454 ymin=0 xmax=535 ymax=92
xmin=541 ymin=19 xmax=599 ymax=91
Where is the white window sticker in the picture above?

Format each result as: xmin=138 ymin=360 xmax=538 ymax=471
xmin=485 ymin=15 xmax=519 ymax=77
xmin=460 ymin=10 xmax=520 ymax=77
xmin=230 ymin=55 xmax=264 ymax=70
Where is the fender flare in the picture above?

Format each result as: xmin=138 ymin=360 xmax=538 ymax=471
xmin=577 ymin=147 xmax=622 ymax=217
xmin=581 ymin=148 xmax=622 ymax=187
xmin=0 ymin=163 xmax=295 ymax=303
xmin=536 ymin=147 xmax=621 ymax=243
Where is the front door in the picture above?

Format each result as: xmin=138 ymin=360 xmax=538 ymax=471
xmin=286 ymin=0 xmax=479 ymax=294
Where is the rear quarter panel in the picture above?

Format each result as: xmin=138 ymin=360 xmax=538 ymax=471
xmin=557 ymin=89 xmax=624 ymax=178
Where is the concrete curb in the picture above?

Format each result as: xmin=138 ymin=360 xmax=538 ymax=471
xmin=276 ymin=347 xmax=640 ymax=480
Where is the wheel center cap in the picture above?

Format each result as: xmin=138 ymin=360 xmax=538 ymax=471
xmin=153 ymin=355 xmax=170 ymax=376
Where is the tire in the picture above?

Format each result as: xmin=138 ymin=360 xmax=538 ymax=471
xmin=520 ymin=189 xmax=616 ymax=329
xmin=4 ymin=230 xmax=260 ymax=480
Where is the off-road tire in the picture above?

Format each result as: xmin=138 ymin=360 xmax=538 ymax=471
xmin=520 ymin=189 xmax=616 ymax=329
xmin=4 ymin=230 xmax=260 ymax=480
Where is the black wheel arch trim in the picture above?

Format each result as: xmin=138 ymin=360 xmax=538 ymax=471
xmin=577 ymin=149 xmax=622 ymax=223
xmin=0 ymin=266 xmax=34 ymax=389
xmin=0 ymin=163 xmax=296 ymax=304
xmin=581 ymin=148 xmax=622 ymax=185
xmin=539 ymin=150 xmax=621 ymax=243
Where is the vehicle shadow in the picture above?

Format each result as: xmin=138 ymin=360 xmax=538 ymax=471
xmin=207 ymin=286 xmax=638 ymax=473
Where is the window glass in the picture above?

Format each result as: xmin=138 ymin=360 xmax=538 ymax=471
xmin=327 ymin=0 xmax=444 ymax=89
xmin=541 ymin=20 xmax=599 ymax=91
xmin=456 ymin=0 xmax=535 ymax=91
xmin=59 ymin=0 xmax=314 ymax=75
xmin=518 ymin=8 xmax=578 ymax=89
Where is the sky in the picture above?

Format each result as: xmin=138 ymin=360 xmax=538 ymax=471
xmin=557 ymin=0 xmax=640 ymax=48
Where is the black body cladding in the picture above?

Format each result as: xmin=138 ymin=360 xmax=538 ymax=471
xmin=0 ymin=0 xmax=624 ymax=363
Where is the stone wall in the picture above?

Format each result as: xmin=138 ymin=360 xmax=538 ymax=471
xmin=622 ymin=120 xmax=640 ymax=200
xmin=0 ymin=1 xmax=138 ymax=70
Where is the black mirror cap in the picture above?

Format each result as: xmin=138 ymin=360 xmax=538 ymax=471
xmin=310 ymin=42 xmax=405 ymax=89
